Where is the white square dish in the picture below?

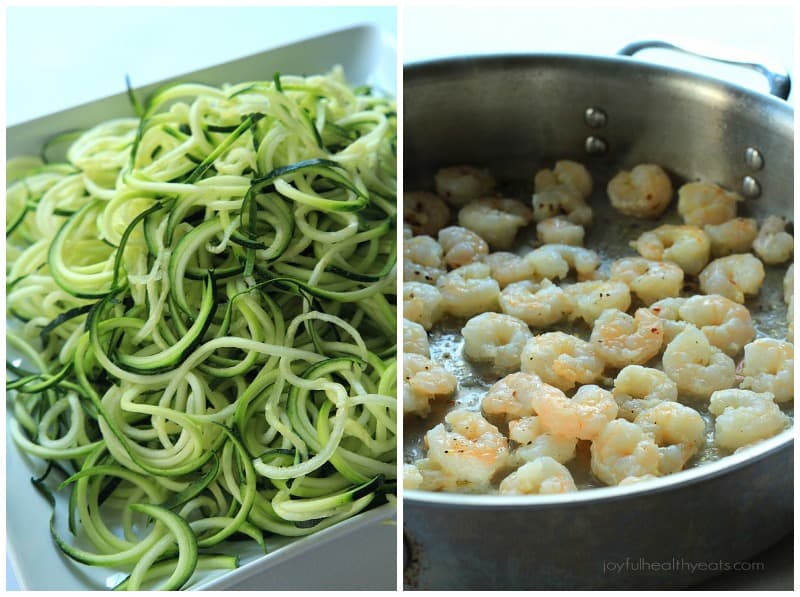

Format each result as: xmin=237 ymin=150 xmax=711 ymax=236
xmin=6 ymin=24 xmax=397 ymax=591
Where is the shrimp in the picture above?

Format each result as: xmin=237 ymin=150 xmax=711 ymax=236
xmin=612 ymin=365 xmax=678 ymax=421
xmin=461 ymin=312 xmax=533 ymax=375
xmin=661 ymin=324 xmax=736 ymax=399
xmin=520 ymin=332 xmax=605 ymax=391
xmin=403 ymin=234 xmax=445 ymax=283
xmin=704 ymin=217 xmax=758 ymax=258
xmin=589 ymin=307 xmax=664 ymax=368
xmin=698 ymin=253 xmax=765 ymax=304
xmin=437 ymin=225 xmax=489 ymax=268
xmin=532 ymin=186 xmax=593 ymax=226
xmin=403 ymin=463 xmax=424 ymax=490
xmin=708 ymin=389 xmax=790 ymax=451
xmin=648 ymin=297 xmax=687 ymax=342
xmin=630 ymin=224 xmax=711 ymax=276
xmin=403 ymin=282 xmax=443 ymax=330
xmin=634 ymin=402 xmax=706 ymax=474
xmin=676 ymin=294 xmax=755 ymax=356
xmin=532 ymin=384 xmax=618 ymax=441
xmin=607 ymin=164 xmax=673 ymax=219
xmin=677 ymin=181 xmax=740 ymax=226
xmin=403 ymin=318 xmax=430 ymax=357
xmin=609 ymin=257 xmax=683 ymax=305
xmin=738 ymin=338 xmax=793 ymax=403
xmin=536 ymin=216 xmax=585 ymax=246
xmin=499 ymin=279 xmax=575 ymax=327
xmin=403 ymin=353 xmax=457 ymax=417
xmin=564 ymin=280 xmax=632 ymax=325
xmin=508 ymin=416 xmax=578 ymax=465
xmin=436 ymin=262 xmax=500 ymax=318
xmin=434 ymin=165 xmax=496 ymax=207
xmin=753 ymin=215 xmax=793 ymax=265
xmin=458 ymin=197 xmax=533 ymax=250
xmin=534 ymin=160 xmax=593 ymax=198
xmin=403 ymin=191 xmax=451 ymax=236
xmin=498 ymin=457 xmax=577 ymax=495
xmin=424 ymin=409 xmax=510 ymax=488
xmin=481 ymin=371 xmax=543 ymax=422
xmin=526 ymin=244 xmax=601 ymax=281
xmin=590 ymin=419 xmax=661 ymax=486
xmin=484 ymin=251 xmax=537 ymax=288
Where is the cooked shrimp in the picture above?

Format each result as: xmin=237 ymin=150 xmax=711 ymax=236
xmin=532 ymin=186 xmax=593 ymax=226
xmin=677 ymin=294 xmax=755 ymax=356
xmin=704 ymin=217 xmax=758 ymax=257
xmin=612 ymin=365 xmax=678 ymax=421
xmin=526 ymin=244 xmax=601 ymax=280
xmin=434 ymin=165 xmax=496 ymax=207
xmin=436 ymin=262 xmax=500 ymax=318
xmin=630 ymin=224 xmax=711 ymax=276
xmin=534 ymin=160 xmax=593 ymax=198
xmin=403 ymin=191 xmax=452 ymax=236
xmin=508 ymin=416 xmax=578 ymax=465
xmin=481 ymin=371 xmax=542 ymax=422
xmin=589 ymin=307 xmax=664 ymax=368
xmin=458 ymin=197 xmax=533 ymax=250
xmin=532 ymin=384 xmax=618 ymax=441
xmin=661 ymin=324 xmax=736 ymax=399
xmin=403 ymin=281 xmax=443 ymax=330
xmin=634 ymin=402 xmax=706 ymax=474
xmin=738 ymin=338 xmax=793 ymax=403
xmin=484 ymin=251 xmax=537 ymax=288
xmin=708 ymin=389 xmax=790 ymax=451
xmin=607 ymin=164 xmax=673 ymax=219
xmin=590 ymin=419 xmax=661 ymax=486
xmin=499 ymin=279 xmax=575 ymax=327
xmin=520 ymin=332 xmax=605 ymax=391
xmin=403 ymin=318 xmax=430 ymax=357
xmin=498 ymin=457 xmax=577 ymax=495
xmin=698 ymin=253 xmax=765 ymax=304
xmin=403 ymin=353 xmax=457 ymax=417
xmin=609 ymin=257 xmax=683 ymax=305
xmin=677 ymin=181 xmax=740 ymax=226
xmin=424 ymin=409 xmax=510 ymax=488
xmin=753 ymin=215 xmax=793 ymax=265
xmin=462 ymin=312 xmax=533 ymax=375
xmin=564 ymin=280 xmax=632 ymax=325
xmin=648 ymin=297 xmax=688 ymax=342
xmin=403 ymin=234 xmax=445 ymax=283
xmin=536 ymin=216 xmax=585 ymax=246
xmin=437 ymin=225 xmax=489 ymax=268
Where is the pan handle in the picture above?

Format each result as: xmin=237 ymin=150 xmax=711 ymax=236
xmin=618 ymin=40 xmax=791 ymax=100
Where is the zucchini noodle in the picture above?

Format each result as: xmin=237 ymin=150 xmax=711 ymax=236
xmin=6 ymin=66 xmax=397 ymax=590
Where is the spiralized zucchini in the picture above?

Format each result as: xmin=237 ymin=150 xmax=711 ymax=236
xmin=6 ymin=66 xmax=397 ymax=590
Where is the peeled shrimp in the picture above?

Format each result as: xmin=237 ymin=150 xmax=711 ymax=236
xmin=403 ymin=234 xmax=445 ymax=283
xmin=607 ymin=163 xmax=673 ymax=219
xmin=612 ymin=365 xmax=678 ymax=421
xmin=403 ymin=353 xmax=457 ymax=417
xmin=436 ymin=262 xmax=500 ymax=318
xmin=753 ymin=215 xmax=793 ymax=265
xmin=630 ymin=224 xmax=711 ymax=276
xmin=434 ymin=165 xmax=496 ymax=206
xmin=589 ymin=307 xmax=664 ymax=368
xmin=677 ymin=181 xmax=740 ymax=226
xmin=609 ymin=257 xmax=683 ymax=305
xmin=508 ymin=416 xmax=578 ymax=465
xmin=499 ymin=279 xmax=574 ymax=327
xmin=437 ymin=225 xmax=489 ymax=268
xmin=536 ymin=216 xmax=585 ymax=246
xmin=526 ymin=244 xmax=601 ymax=280
xmin=634 ymin=402 xmax=706 ymax=474
xmin=484 ymin=251 xmax=537 ymax=288
xmin=564 ymin=280 xmax=631 ymax=325
xmin=532 ymin=186 xmax=593 ymax=226
xmin=534 ymin=160 xmax=593 ymax=198
xmin=738 ymin=338 xmax=793 ymax=403
xmin=590 ymin=419 xmax=661 ymax=486
xmin=676 ymin=294 xmax=755 ymax=356
xmin=481 ymin=371 xmax=542 ymax=422
xmin=461 ymin=312 xmax=533 ymax=375
xmin=704 ymin=217 xmax=758 ymax=257
xmin=403 ymin=191 xmax=451 ymax=236
xmin=661 ymin=324 xmax=736 ymax=399
xmin=403 ymin=318 xmax=430 ymax=357
xmin=698 ymin=253 xmax=765 ymax=304
xmin=532 ymin=384 xmax=618 ymax=441
xmin=403 ymin=282 xmax=443 ymax=330
xmin=458 ymin=197 xmax=533 ymax=250
xmin=520 ymin=332 xmax=605 ymax=391
xmin=498 ymin=457 xmax=577 ymax=495
xmin=709 ymin=389 xmax=790 ymax=451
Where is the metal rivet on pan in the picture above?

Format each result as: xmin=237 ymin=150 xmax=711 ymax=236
xmin=584 ymin=107 xmax=607 ymax=128
xmin=742 ymin=175 xmax=762 ymax=199
xmin=585 ymin=136 xmax=608 ymax=155
xmin=744 ymin=147 xmax=764 ymax=170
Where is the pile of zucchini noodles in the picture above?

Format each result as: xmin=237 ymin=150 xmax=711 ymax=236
xmin=6 ymin=67 xmax=397 ymax=590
